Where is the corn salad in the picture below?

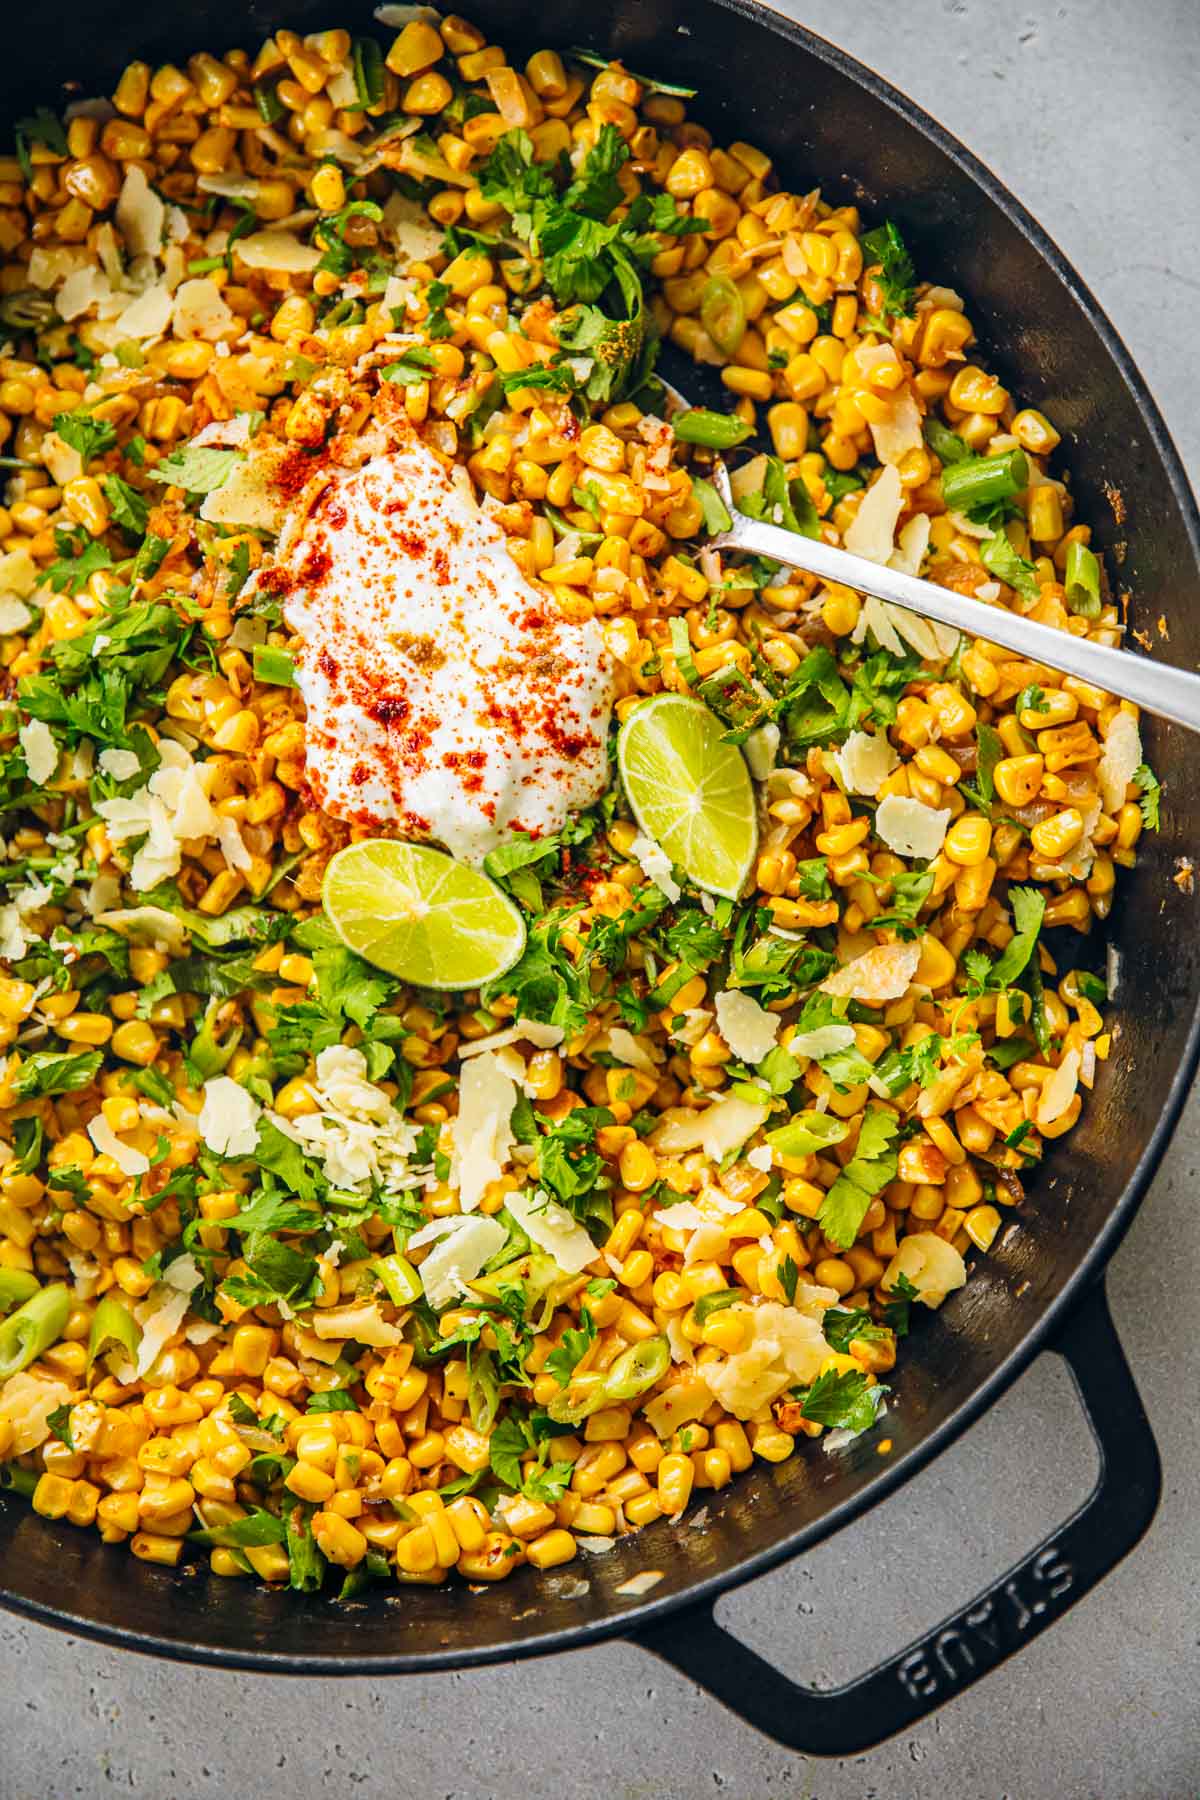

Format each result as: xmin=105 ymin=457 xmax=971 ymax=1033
xmin=0 ymin=14 xmax=1160 ymax=1598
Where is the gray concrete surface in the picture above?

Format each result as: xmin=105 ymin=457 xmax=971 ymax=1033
xmin=3 ymin=2 xmax=1200 ymax=1795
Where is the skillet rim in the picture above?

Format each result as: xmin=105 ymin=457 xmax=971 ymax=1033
xmin=2 ymin=0 xmax=1199 ymax=1674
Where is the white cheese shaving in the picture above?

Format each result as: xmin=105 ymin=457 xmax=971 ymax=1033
xmin=833 ymin=728 xmax=898 ymax=798
xmin=96 ymin=739 xmax=222 ymax=890
xmin=713 ymin=989 xmax=780 ymax=1065
xmin=198 ymin=448 xmax=289 ymax=533
xmin=86 ymin=1114 xmax=149 ymax=1177
xmin=116 ymin=283 xmax=173 ymax=342
xmin=115 ymin=165 xmax=164 ymax=259
xmin=1037 ymin=1048 xmax=1081 ymax=1128
xmin=416 ymin=1214 xmax=506 ymax=1310
xmin=1098 ymin=711 xmax=1143 ymax=815
xmin=869 ymin=384 xmax=924 ymax=467
xmin=746 ymin=1143 xmax=774 ymax=1171
xmin=18 ymin=719 xmax=58 ymax=787
xmin=504 ymin=1187 xmax=598 ymax=1275
xmin=641 ymin=1374 xmax=714 ymax=1439
xmin=198 ymin=1077 xmax=262 ymax=1158
xmin=874 ymin=793 xmax=952 ymax=860
xmin=95 ymin=905 xmax=189 ymax=955
xmin=788 ymin=1021 xmax=858 ymax=1061
xmin=98 ymin=747 xmax=142 ymax=779
xmin=0 ymin=1372 xmax=74 ymax=1454
xmin=457 ymin=1018 xmax=564 ymax=1059
xmin=172 ymin=276 xmax=236 ymax=340
xmin=629 ymin=833 xmax=681 ymax=902
xmin=132 ymin=1285 xmax=192 ymax=1377
xmin=235 ymin=230 xmax=323 ymax=274
xmin=883 ymin=1232 xmax=966 ymax=1308
xmin=651 ymin=1094 xmax=770 ymax=1163
xmin=449 ymin=1048 xmax=518 ymax=1211
xmin=843 ymin=464 xmax=903 ymax=564
xmin=602 ymin=1027 xmax=659 ymax=1072
xmin=821 ymin=940 xmax=921 ymax=1005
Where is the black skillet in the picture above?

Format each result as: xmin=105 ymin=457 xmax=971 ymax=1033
xmin=1 ymin=0 xmax=1197 ymax=1755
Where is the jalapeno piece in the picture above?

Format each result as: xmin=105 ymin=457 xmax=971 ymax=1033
xmin=700 ymin=275 xmax=747 ymax=357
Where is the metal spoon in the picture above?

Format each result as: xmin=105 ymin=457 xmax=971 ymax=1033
xmin=689 ymin=453 xmax=1200 ymax=732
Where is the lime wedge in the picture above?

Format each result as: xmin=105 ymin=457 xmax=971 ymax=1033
xmin=617 ymin=695 xmax=757 ymax=899
xmin=322 ymin=839 xmax=525 ymax=990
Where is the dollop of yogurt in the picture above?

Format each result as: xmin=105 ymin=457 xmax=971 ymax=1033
xmin=269 ymin=433 xmax=614 ymax=864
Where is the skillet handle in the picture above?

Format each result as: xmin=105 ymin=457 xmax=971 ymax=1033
xmin=633 ymin=1281 xmax=1160 ymax=1755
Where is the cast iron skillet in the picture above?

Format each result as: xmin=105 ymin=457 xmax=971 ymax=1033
xmin=1 ymin=0 xmax=1197 ymax=1756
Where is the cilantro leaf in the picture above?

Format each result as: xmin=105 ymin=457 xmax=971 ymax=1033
xmin=544 ymin=1307 xmax=596 ymax=1387
xmin=12 ymin=1049 xmax=102 ymax=1099
xmin=53 ymin=409 xmax=117 ymax=464
xmin=148 ymin=443 xmax=242 ymax=495
xmin=822 ymin=1307 xmax=893 ymax=1357
xmin=795 ymin=1366 xmax=884 ymax=1434
xmin=981 ymin=530 xmax=1040 ymax=600
xmin=818 ymin=1108 xmax=901 ymax=1249
xmin=860 ymin=220 xmax=915 ymax=319
xmin=882 ymin=1270 xmax=920 ymax=1336
xmin=103 ymin=473 xmax=149 ymax=538
xmin=975 ymin=720 xmax=1003 ymax=805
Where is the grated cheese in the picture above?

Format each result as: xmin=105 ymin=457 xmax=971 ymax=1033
xmin=701 ymin=1300 xmax=833 ymax=1418
xmin=285 ymin=1045 xmax=419 ymax=1193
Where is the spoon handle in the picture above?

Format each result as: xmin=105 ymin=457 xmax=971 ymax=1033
xmin=712 ymin=507 xmax=1200 ymax=732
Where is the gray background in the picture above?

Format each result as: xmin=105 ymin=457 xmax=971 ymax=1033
xmin=4 ymin=1 xmax=1200 ymax=1795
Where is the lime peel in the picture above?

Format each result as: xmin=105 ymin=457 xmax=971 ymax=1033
xmin=322 ymin=839 xmax=526 ymax=990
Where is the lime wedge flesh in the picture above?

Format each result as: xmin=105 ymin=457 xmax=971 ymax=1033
xmin=617 ymin=694 xmax=758 ymax=899
xmin=322 ymin=839 xmax=526 ymax=990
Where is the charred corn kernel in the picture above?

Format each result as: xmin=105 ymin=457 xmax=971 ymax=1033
xmin=994 ymin=754 xmax=1044 ymax=807
xmin=311 ymin=162 xmax=345 ymax=212
xmin=526 ymin=1528 xmax=576 ymax=1570
xmin=131 ymin=1532 xmax=184 ymax=1567
xmin=964 ymin=1203 xmax=1002 ymax=1252
xmin=110 ymin=1021 xmax=161 ymax=1065
xmin=657 ymin=1452 xmax=694 ymax=1513
xmin=387 ymin=19 xmax=445 ymax=76
xmin=284 ymin=1461 xmax=335 ymax=1504
xmin=943 ymin=815 xmax=992 ymax=867
xmin=1031 ymin=808 xmax=1084 ymax=860
xmin=1012 ymin=408 xmax=1061 ymax=454
xmin=750 ymin=1422 xmax=794 ymax=1463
